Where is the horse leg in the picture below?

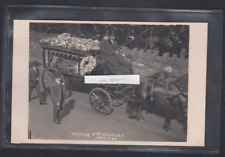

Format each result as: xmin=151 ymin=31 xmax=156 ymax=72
xmin=127 ymin=102 xmax=137 ymax=119
xmin=163 ymin=101 xmax=173 ymax=133
xmin=147 ymin=97 xmax=156 ymax=114
xmin=181 ymin=105 xmax=188 ymax=133
xmin=137 ymin=104 xmax=144 ymax=122
xmin=163 ymin=117 xmax=172 ymax=133
xmin=183 ymin=123 xmax=187 ymax=134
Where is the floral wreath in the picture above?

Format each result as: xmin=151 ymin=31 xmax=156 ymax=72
xmin=80 ymin=56 xmax=97 ymax=75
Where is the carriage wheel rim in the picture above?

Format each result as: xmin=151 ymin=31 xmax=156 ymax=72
xmin=89 ymin=88 xmax=113 ymax=115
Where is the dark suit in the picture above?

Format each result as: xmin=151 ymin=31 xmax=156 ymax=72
xmin=29 ymin=65 xmax=45 ymax=103
xmin=99 ymin=39 xmax=132 ymax=75
xmin=49 ymin=78 xmax=67 ymax=123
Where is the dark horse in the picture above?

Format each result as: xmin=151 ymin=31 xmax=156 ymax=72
xmin=127 ymin=72 xmax=188 ymax=133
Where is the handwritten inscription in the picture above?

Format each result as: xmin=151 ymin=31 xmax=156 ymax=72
xmin=85 ymin=75 xmax=140 ymax=84
xmin=71 ymin=132 xmax=124 ymax=141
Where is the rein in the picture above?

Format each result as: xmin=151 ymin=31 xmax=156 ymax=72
xmin=122 ymin=73 xmax=188 ymax=103
xmin=119 ymin=92 xmax=181 ymax=103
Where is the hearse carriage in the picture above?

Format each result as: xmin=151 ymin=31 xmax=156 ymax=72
xmin=39 ymin=33 xmax=188 ymax=132
xmin=39 ymin=35 xmax=131 ymax=115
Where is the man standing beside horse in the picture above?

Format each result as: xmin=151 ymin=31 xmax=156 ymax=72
xmin=48 ymin=73 xmax=68 ymax=124
xmin=29 ymin=61 xmax=46 ymax=104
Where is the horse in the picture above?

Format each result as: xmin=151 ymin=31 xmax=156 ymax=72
xmin=126 ymin=71 xmax=188 ymax=133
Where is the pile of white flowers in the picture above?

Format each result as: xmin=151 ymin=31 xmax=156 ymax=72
xmin=40 ymin=33 xmax=100 ymax=51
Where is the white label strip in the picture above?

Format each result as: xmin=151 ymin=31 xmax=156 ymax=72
xmin=84 ymin=75 xmax=140 ymax=84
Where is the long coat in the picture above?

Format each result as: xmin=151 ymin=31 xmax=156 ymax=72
xmin=29 ymin=65 xmax=44 ymax=103
xmin=99 ymin=39 xmax=132 ymax=75
xmin=49 ymin=78 xmax=67 ymax=121
xmin=29 ymin=66 xmax=39 ymax=88
xmin=49 ymin=79 xmax=67 ymax=106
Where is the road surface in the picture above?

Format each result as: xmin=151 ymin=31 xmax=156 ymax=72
xmin=29 ymin=88 xmax=186 ymax=142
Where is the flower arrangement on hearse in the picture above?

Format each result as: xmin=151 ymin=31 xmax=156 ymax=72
xmin=39 ymin=33 xmax=100 ymax=76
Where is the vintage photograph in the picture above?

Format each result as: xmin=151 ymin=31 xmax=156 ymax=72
xmin=28 ymin=22 xmax=189 ymax=142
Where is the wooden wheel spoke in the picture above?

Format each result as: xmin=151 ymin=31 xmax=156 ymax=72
xmin=89 ymin=88 xmax=113 ymax=115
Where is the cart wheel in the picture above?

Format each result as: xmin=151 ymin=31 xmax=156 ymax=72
xmin=89 ymin=88 xmax=113 ymax=115
xmin=42 ymin=68 xmax=63 ymax=89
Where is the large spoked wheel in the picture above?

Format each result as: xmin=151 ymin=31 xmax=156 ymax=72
xmin=89 ymin=88 xmax=113 ymax=115
xmin=42 ymin=67 xmax=63 ymax=89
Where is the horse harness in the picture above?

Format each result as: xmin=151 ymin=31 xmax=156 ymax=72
xmin=119 ymin=77 xmax=187 ymax=104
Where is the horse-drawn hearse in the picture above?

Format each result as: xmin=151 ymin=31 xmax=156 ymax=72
xmin=39 ymin=33 xmax=188 ymax=132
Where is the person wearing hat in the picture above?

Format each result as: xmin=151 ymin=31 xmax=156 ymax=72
xmin=99 ymin=35 xmax=133 ymax=75
xmin=48 ymin=72 xmax=68 ymax=124
xmin=29 ymin=61 xmax=46 ymax=104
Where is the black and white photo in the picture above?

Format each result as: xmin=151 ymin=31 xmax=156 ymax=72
xmin=11 ymin=21 xmax=207 ymax=146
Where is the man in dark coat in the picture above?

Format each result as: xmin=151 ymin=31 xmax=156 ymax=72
xmin=29 ymin=61 xmax=46 ymax=104
xmin=99 ymin=35 xmax=133 ymax=75
xmin=49 ymin=73 xmax=67 ymax=124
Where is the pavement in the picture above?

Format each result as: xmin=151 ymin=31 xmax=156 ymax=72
xmin=29 ymin=88 xmax=186 ymax=142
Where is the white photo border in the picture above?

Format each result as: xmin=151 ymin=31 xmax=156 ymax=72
xmin=11 ymin=20 xmax=207 ymax=146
